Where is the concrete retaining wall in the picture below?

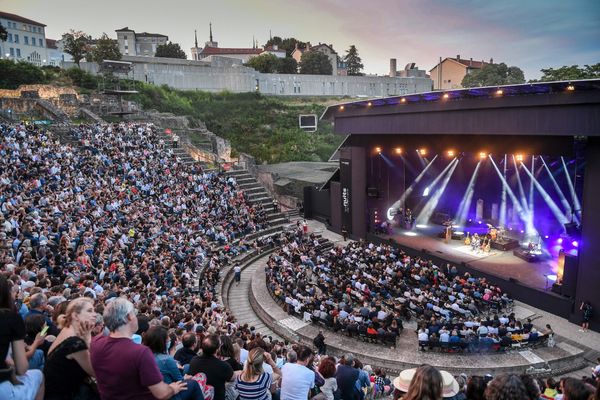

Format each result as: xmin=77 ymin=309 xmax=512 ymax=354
xmin=64 ymin=56 xmax=433 ymax=97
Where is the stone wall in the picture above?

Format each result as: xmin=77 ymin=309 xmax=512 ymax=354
xmin=65 ymin=55 xmax=433 ymax=97
xmin=0 ymin=85 xmax=78 ymax=99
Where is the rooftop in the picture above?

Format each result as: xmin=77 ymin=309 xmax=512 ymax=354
xmin=0 ymin=11 xmax=46 ymax=27
xmin=200 ymin=46 xmax=263 ymax=56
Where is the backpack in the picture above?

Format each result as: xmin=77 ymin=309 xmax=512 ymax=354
xmin=191 ymin=372 xmax=215 ymax=400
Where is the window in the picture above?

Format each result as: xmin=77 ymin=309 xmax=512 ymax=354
xmin=7 ymin=33 xmax=12 ymax=42
xmin=448 ymin=79 xmax=451 ymax=83
xmin=10 ymin=48 xmax=14 ymax=57
xmin=24 ymin=36 xmax=29 ymax=45
xmin=14 ymin=34 xmax=19 ymax=43
xmin=39 ymin=38 xmax=43 ymax=47
xmin=16 ymin=49 xmax=21 ymax=57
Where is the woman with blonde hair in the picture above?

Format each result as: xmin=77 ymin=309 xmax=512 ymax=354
xmin=235 ymin=347 xmax=278 ymax=400
xmin=403 ymin=364 xmax=443 ymax=400
xmin=43 ymin=297 xmax=97 ymax=399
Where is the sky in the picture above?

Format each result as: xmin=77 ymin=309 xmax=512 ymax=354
xmin=3 ymin=0 xmax=600 ymax=79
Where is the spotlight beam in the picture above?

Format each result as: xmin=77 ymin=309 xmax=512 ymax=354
xmin=512 ymin=155 xmax=530 ymax=213
xmin=540 ymin=156 xmax=578 ymax=224
xmin=388 ymin=155 xmax=438 ymax=212
xmin=520 ymin=162 xmax=569 ymax=226
xmin=489 ymin=156 xmax=532 ymax=232
xmin=455 ymin=161 xmax=482 ymax=226
xmin=499 ymin=155 xmax=507 ymax=227
xmin=561 ymin=157 xmax=582 ymax=221
xmin=416 ymin=158 xmax=459 ymax=225
xmin=529 ymin=156 xmax=535 ymax=220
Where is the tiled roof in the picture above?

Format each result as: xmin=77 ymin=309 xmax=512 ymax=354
xmin=45 ymin=38 xmax=57 ymax=49
xmin=452 ymin=58 xmax=488 ymax=69
xmin=135 ymin=32 xmax=168 ymax=38
xmin=200 ymin=46 xmax=263 ymax=56
xmin=0 ymin=11 xmax=45 ymax=27
xmin=115 ymin=27 xmax=134 ymax=32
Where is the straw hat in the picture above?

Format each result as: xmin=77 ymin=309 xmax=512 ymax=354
xmin=440 ymin=370 xmax=460 ymax=398
xmin=393 ymin=368 xmax=416 ymax=392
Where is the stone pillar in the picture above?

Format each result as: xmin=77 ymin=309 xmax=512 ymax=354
xmin=491 ymin=203 xmax=499 ymax=221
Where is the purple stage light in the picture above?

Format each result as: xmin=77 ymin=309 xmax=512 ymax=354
xmin=557 ymin=238 xmax=563 ymax=244
xmin=478 ymin=221 xmax=482 ymax=224
xmin=572 ymin=240 xmax=579 ymax=248
xmin=544 ymin=235 xmax=549 ymax=239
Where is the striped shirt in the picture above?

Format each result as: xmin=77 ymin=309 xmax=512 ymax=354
xmin=235 ymin=372 xmax=272 ymax=400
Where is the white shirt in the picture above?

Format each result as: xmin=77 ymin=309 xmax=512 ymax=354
xmin=280 ymin=363 xmax=315 ymax=400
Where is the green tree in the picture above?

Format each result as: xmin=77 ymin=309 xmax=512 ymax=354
xmin=246 ymin=53 xmax=279 ymax=73
xmin=89 ymin=33 xmax=121 ymax=64
xmin=299 ymin=51 xmax=332 ymax=75
xmin=276 ymin=57 xmax=297 ymax=74
xmin=265 ymin=36 xmax=307 ymax=57
xmin=62 ymin=30 xmax=91 ymax=67
xmin=0 ymin=60 xmax=46 ymax=89
xmin=461 ymin=62 xmax=525 ymax=87
xmin=0 ymin=23 xmax=7 ymax=42
xmin=344 ymin=45 xmax=364 ymax=76
xmin=535 ymin=64 xmax=600 ymax=81
xmin=155 ymin=42 xmax=187 ymax=59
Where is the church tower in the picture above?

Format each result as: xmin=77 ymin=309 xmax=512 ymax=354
xmin=205 ymin=22 xmax=218 ymax=48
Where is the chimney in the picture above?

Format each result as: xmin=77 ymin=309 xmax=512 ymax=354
xmin=389 ymin=58 xmax=397 ymax=77
xmin=456 ymin=54 xmax=460 ymax=61
xmin=489 ymin=57 xmax=493 ymax=64
xmin=469 ymin=57 xmax=473 ymax=66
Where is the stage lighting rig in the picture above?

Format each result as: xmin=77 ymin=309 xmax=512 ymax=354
xmin=418 ymin=148 xmax=427 ymax=156
xmin=375 ymin=147 xmax=382 ymax=154
xmin=447 ymin=150 xmax=455 ymax=157
xmin=395 ymin=147 xmax=402 ymax=155
xmin=516 ymin=154 xmax=524 ymax=162
xmin=479 ymin=152 xmax=488 ymax=159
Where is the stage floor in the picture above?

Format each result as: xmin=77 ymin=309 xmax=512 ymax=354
xmin=379 ymin=226 xmax=558 ymax=290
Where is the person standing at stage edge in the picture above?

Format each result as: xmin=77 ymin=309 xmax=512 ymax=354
xmin=580 ymin=300 xmax=593 ymax=332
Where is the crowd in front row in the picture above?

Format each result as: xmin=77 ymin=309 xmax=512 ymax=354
xmin=0 ymin=121 xmax=598 ymax=400
xmin=264 ymin=239 xmax=543 ymax=352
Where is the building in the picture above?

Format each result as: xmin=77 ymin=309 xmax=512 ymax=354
xmin=261 ymin=45 xmax=286 ymax=59
xmin=115 ymin=27 xmax=168 ymax=57
xmin=0 ymin=11 xmax=47 ymax=65
xmin=191 ymin=24 xmax=266 ymax=63
xmin=429 ymin=55 xmax=492 ymax=90
xmin=292 ymin=42 xmax=344 ymax=76
xmin=45 ymin=38 xmax=72 ymax=66
xmin=389 ymin=59 xmax=428 ymax=79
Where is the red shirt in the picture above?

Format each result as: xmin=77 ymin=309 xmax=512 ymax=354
xmin=90 ymin=335 xmax=163 ymax=400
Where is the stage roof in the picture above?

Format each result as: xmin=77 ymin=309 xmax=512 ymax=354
xmin=322 ymin=79 xmax=600 ymax=137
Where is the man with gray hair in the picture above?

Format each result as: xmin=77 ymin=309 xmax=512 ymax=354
xmin=90 ymin=298 xmax=188 ymax=399
xmin=336 ymin=353 xmax=359 ymax=400
xmin=25 ymin=292 xmax=59 ymax=335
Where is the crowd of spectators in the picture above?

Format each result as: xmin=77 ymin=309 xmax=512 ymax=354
xmin=0 ymin=121 xmax=272 ymax=399
xmin=265 ymin=239 xmax=522 ymax=350
xmin=0 ymin=121 xmax=597 ymax=400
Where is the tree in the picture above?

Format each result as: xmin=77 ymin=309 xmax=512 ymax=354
xmin=89 ymin=33 xmax=121 ymax=64
xmin=461 ymin=62 xmax=525 ymax=87
xmin=0 ymin=23 xmax=7 ymax=42
xmin=62 ymin=30 xmax=91 ymax=67
xmin=246 ymin=53 xmax=278 ymax=73
xmin=265 ymin=36 xmax=307 ymax=57
xmin=535 ymin=64 xmax=600 ymax=82
xmin=276 ymin=57 xmax=297 ymax=74
xmin=343 ymin=45 xmax=364 ymax=76
xmin=155 ymin=42 xmax=187 ymax=59
xmin=299 ymin=51 xmax=332 ymax=75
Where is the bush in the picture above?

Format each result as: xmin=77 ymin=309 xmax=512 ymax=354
xmin=0 ymin=60 xmax=47 ymax=89
xmin=63 ymin=68 xmax=98 ymax=89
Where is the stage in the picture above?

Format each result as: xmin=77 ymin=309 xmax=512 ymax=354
xmin=378 ymin=225 xmax=558 ymax=291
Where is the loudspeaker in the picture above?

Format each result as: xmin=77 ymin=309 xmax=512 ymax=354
xmin=564 ymin=222 xmax=580 ymax=237
xmin=367 ymin=187 xmax=379 ymax=197
xmin=561 ymin=253 xmax=579 ymax=298
xmin=303 ymin=186 xmax=313 ymax=218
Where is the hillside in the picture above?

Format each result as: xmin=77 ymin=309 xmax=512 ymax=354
xmin=131 ymin=83 xmax=344 ymax=163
